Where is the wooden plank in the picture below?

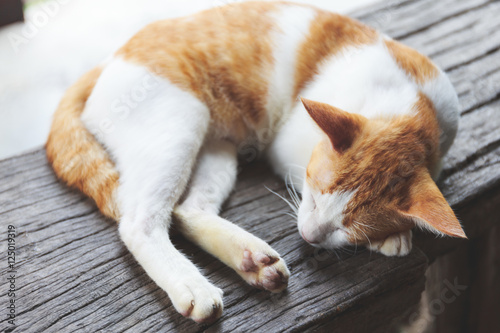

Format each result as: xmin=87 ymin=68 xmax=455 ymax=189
xmin=1 ymin=0 xmax=499 ymax=331
xmin=357 ymin=0 xmax=491 ymax=40
xmin=0 ymin=150 xmax=428 ymax=332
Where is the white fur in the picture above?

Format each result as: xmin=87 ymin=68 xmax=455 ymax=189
xmin=297 ymin=186 xmax=355 ymax=248
xmin=267 ymin=102 xmax=322 ymax=191
xmin=421 ymin=70 xmax=460 ymax=157
xmin=264 ymin=4 xmax=317 ymax=132
xmin=300 ymin=41 xmax=420 ymax=118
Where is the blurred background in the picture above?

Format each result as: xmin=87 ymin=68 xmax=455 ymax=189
xmin=0 ymin=0 xmax=378 ymax=160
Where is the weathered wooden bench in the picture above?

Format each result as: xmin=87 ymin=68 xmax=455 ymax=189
xmin=1 ymin=0 xmax=499 ymax=331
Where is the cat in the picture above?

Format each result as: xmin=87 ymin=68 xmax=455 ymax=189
xmin=46 ymin=1 xmax=466 ymax=324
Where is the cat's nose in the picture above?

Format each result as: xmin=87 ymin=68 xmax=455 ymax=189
xmin=300 ymin=229 xmax=320 ymax=244
xmin=300 ymin=222 xmax=325 ymax=244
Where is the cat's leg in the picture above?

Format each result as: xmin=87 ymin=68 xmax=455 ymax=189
xmin=367 ymin=230 xmax=412 ymax=256
xmin=82 ymin=61 xmax=223 ymax=323
xmin=174 ymin=140 xmax=290 ymax=292
xmin=116 ymin=133 xmax=226 ymax=322
xmin=116 ymin=134 xmax=226 ymax=322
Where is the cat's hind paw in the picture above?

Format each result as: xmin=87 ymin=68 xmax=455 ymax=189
xmin=368 ymin=230 xmax=412 ymax=256
xmin=170 ymin=277 xmax=223 ymax=324
xmin=239 ymin=249 xmax=290 ymax=293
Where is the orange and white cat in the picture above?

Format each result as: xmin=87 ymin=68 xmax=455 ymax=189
xmin=46 ymin=1 xmax=466 ymax=324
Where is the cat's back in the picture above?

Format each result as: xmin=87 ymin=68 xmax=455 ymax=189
xmin=114 ymin=2 xmax=378 ymax=140
xmin=116 ymin=2 xmax=283 ymax=139
xmin=118 ymin=1 xmax=279 ymax=76
xmin=92 ymin=2 xmax=457 ymax=149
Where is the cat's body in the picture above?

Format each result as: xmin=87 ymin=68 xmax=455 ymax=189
xmin=46 ymin=1 xmax=465 ymax=323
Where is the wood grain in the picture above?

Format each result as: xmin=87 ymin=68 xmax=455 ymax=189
xmin=1 ymin=0 xmax=499 ymax=331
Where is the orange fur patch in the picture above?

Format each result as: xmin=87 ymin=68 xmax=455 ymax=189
xmin=46 ymin=67 xmax=120 ymax=220
xmin=384 ymin=39 xmax=438 ymax=85
xmin=404 ymin=171 xmax=466 ymax=238
xmin=117 ymin=2 xmax=279 ymax=142
xmin=294 ymin=10 xmax=378 ymax=98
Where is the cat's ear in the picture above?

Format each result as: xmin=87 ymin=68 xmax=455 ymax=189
xmin=300 ymin=97 xmax=366 ymax=153
xmin=402 ymin=171 xmax=466 ymax=238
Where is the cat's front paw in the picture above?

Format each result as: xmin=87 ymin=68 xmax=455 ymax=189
xmin=238 ymin=249 xmax=290 ymax=293
xmin=169 ymin=276 xmax=223 ymax=324
xmin=368 ymin=230 xmax=412 ymax=256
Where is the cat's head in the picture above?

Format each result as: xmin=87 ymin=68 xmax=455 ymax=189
xmin=297 ymin=98 xmax=466 ymax=256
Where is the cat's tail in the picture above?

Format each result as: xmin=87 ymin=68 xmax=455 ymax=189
xmin=46 ymin=66 xmax=121 ymax=221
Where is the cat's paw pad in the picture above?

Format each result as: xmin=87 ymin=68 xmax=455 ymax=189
xmin=239 ymin=249 xmax=289 ymax=293
xmin=170 ymin=277 xmax=223 ymax=324
xmin=368 ymin=230 xmax=412 ymax=257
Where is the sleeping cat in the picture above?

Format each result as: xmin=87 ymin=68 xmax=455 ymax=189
xmin=46 ymin=1 xmax=466 ymax=324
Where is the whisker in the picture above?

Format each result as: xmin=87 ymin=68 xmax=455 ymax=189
xmin=265 ymin=186 xmax=298 ymax=215
xmin=285 ymin=171 xmax=297 ymax=195
xmin=286 ymin=184 xmax=300 ymax=210
xmin=355 ymin=221 xmax=380 ymax=231
xmin=331 ymin=248 xmax=341 ymax=261
xmin=338 ymin=245 xmax=357 ymax=255
xmin=288 ymin=173 xmax=302 ymax=206
xmin=285 ymin=173 xmax=301 ymax=210
xmin=285 ymin=164 xmax=306 ymax=185
xmin=289 ymin=175 xmax=301 ymax=206
xmin=355 ymin=224 xmax=372 ymax=250
xmin=286 ymin=163 xmax=306 ymax=171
